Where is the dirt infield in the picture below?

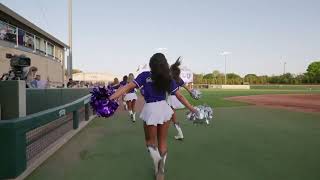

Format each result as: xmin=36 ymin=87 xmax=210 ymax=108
xmin=227 ymin=94 xmax=320 ymax=113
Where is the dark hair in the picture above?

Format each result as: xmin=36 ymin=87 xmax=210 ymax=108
xmin=113 ymin=78 xmax=119 ymax=84
xmin=122 ymin=75 xmax=128 ymax=82
xmin=170 ymin=57 xmax=183 ymax=84
xmin=128 ymin=73 xmax=134 ymax=82
xmin=149 ymin=53 xmax=172 ymax=93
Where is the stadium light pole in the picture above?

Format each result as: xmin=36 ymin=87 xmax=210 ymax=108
xmin=67 ymin=0 xmax=73 ymax=80
xmin=281 ymin=56 xmax=286 ymax=75
xmin=220 ymin=51 xmax=231 ymax=85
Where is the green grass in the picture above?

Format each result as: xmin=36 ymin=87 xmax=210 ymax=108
xmin=183 ymin=89 xmax=320 ymax=107
xmin=26 ymin=90 xmax=320 ymax=180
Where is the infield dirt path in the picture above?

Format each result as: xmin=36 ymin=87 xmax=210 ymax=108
xmin=227 ymin=94 xmax=320 ymax=113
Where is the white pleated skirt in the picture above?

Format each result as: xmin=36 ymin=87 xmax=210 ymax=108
xmin=140 ymin=100 xmax=174 ymax=126
xmin=167 ymin=95 xmax=185 ymax=109
xmin=124 ymin=93 xmax=138 ymax=101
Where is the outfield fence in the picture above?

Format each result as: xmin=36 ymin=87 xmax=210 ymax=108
xmin=193 ymin=84 xmax=250 ymax=89
xmin=250 ymin=84 xmax=320 ymax=90
xmin=0 ymin=94 xmax=94 ymax=179
xmin=193 ymin=84 xmax=320 ymax=90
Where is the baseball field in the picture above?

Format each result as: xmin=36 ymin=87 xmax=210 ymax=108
xmin=26 ymin=88 xmax=320 ymax=180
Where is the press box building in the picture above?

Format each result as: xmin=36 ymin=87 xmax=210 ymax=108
xmin=0 ymin=3 xmax=68 ymax=86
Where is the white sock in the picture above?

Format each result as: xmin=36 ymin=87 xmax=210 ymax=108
xmin=123 ymin=102 xmax=126 ymax=106
xmin=174 ymin=123 xmax=184 ymax=138
xmin=147 ymin=146 xmax=161 ymax=174
xmin=129 ymin=110 xmax=133 ymax=115
xmin=159 ymin=152 xmax=167 ymax=174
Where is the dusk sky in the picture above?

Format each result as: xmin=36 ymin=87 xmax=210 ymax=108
xmin=1 ymin=0 xmax=319 ymax=77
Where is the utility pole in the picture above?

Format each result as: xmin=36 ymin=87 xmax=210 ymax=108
xmin=283 ymin=62 xmax=287 ymax=74
xmin=67 ymin=0 xmax=73 ymax=79
xmin=220 ymin=51 xmax=231 ymax=85
xmin=224 ymin=55 xmax=227 ymax=84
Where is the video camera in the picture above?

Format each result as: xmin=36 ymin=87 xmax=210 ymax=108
xmin=0 ymin=53 xmax=31 ymax=80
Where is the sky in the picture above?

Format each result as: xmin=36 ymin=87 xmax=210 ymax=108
xmin=1 ymin=0 xmax=320 ymax=77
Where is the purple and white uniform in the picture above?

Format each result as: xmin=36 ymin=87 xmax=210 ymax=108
xmin=122 ymin=80 xmax=138 ymax=102
xmin=119 ymin=80 xmax=127 ymax=87
xmin=167 ymin=79 xmax=185 ymax=109
xmin=133 ymin=71 xmax=179 ymax=126
xmin=112 ymin=83 xmax=121 ymax=89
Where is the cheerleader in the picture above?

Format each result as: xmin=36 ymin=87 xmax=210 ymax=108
xmin=110 ymin=53 xmax=197 ymax=180
xmin=111 ymin=77 xmax=120 ymax=89
xmin=168 ymin=58 xmax=193 ymax=140
xmin=123 ymin=73 xmax=138 ymax=122
xmin=119 ymin=76 xmax=128 ymax=110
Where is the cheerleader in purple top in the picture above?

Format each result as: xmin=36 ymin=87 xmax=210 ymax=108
xmin=110 ymin=53 xmax=197 ymax=180
xmin=168 ymin=59 xmax=194 ymax=140
xmin=123 ymin=73 xmax=138 ymax=122
xmin=111 ymin=78 xmax=120 ymax=89
xmin=119 ymin=76 xmax=128 ymax=110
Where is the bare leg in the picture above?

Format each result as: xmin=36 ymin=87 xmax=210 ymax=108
xmin=122 ymin=96 xmax=127 ymax=110
xmin=131 ymin=99 xmax=136 ymax=122
xmin=132 ymin=99 xmax=136 ymax=113
xmin=144 ymin=123 xmax=157 ymax=146
xmin=127 ymin=101 xmax=132 ymax=112
xmin=157 ymin=121 xmax=170 ymax=155
xmin=171 ymin=108 xmax=177 ymax=123
xmin=127 ymin=101 xmax=135 ymax=122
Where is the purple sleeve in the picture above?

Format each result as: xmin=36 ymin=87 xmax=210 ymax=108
xmin=133 ymin=72 xmax=147 ymax=88
xmin=178 ymin=79 xmax=185 ymax=87
xmin=119 ymin=81 xmax=126 ymax=87
xmin=170 ymin=80 xmax=179 ymax=94
xmin=113 ymin=84 xmax=120 ymax=89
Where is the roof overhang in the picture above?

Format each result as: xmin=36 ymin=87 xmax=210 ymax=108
xmin=0 ymin=3 xmax=69 ymax=49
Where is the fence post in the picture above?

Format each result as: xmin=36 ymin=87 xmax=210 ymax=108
xmin=0 ymin=125 xmax=26 ymax=179
xmin=73 ymin=110 xmax=79 ymax=129
xmin=85 ymin=104 xmax=89 ymax=121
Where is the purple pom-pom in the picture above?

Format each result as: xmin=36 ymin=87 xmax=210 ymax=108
xmin=90 ymin=86 xmax=119 ymax=118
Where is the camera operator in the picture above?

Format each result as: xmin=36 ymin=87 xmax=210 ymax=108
xmin=25 ymin=66 xmax=38 ymax=88
xmin=1 ymin=54 xmax=33 ymax=88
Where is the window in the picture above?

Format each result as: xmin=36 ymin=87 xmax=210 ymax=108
xmin=47 ymin=43 xmax=54 ymax=57
xmin=18 ymin=28 xmax=25 ymax=46
xmin=35 ymin=36 xmax=40 ymax=50
xmin=55 ymin=47 xmax=64 ymax=61
xmin=0 ymin=21 xmax=6 ymax=40
xmin=0 ymin=20 xmax=16 ymax=43
xmin=0 ymin=20 xmax=64 ymax=59
xmin=25 ymin=32 xmax=34 ymax=49
xmin=39 ymin=39 xmax=46 ymax=53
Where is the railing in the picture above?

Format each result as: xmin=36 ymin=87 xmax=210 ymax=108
xmin=0 ymin=94 xmax=94 ymax=179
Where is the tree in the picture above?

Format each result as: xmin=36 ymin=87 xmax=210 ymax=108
xmin=193 ymin=73 xmax=204 ymax=84
xmin=306 ymin=61 xmax=320 ymax=83
xmin=72 ymin=69 xmax=83 ymax=74
xmin=280 ymin=73 xmax=294 ymax=84
xmin=244 ymin=74 xmax=258 ymax=84
xmin=203 ymin=73 xmax=214 ymax=79
xmin=64 ymin=69 xmax=83 ymax=76
xmin=226 ymin=73 xmax=242 ymax=84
